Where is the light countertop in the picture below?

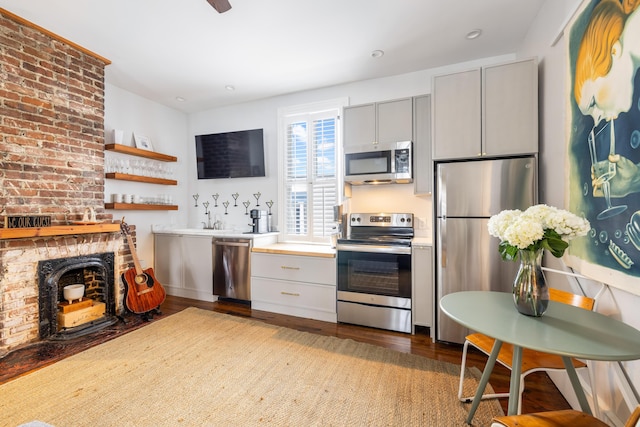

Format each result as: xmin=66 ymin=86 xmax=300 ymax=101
xmin=153 ymin=228 xmax=280 ymax=240
xmin=412 ymin=237 xmax=432 ymax=247
xmin=252 ymin=243 xmax=336 ymax=258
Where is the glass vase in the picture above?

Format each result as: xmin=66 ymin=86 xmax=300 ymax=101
xmin=512 ymin=248 xmax=549 ymax=317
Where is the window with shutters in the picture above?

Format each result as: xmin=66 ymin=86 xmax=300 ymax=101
xmin=278 ymin=99 xmax=346 ymax=243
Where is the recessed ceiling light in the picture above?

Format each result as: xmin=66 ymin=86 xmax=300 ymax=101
xmin=371 ymin=50 xmax=384 ymax=58
xmin=225 ymin=85 xmax=235 ymax=91
xmin=175 ymin=96 xmax=185 ymax=102
xmin=466 ymin=29 xmax=482 ymax=40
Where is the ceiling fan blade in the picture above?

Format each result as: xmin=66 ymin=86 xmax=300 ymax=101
xmin=207 ymin=0 xmax=232 ymax=13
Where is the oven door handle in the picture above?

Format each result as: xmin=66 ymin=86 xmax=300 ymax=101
xmin=336 ymin=244 xmax=411 ymax=255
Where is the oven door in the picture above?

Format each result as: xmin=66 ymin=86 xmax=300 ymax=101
xmin=337 ymin=246 xmax=411 ymax=299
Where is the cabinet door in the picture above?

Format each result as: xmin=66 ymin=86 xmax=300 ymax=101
xmin=413 ymin=95 xmax=432 ymax=194
xmin=432 ymin=69 xmax=482 ymax=160
xmin=483 ymin=58 xmax=538 ymax=156
xmin=181 ymin=236 xmax=213 ymax=294
xmin=376 ymin=98 xmax=413 ymax=144
xmin=343 ymin=103 xmax=376 ymax=150
xmin=412 ymin=245 xmax=433 ymax=328
xmin=154 ymin=234 xmax=183 ymax=288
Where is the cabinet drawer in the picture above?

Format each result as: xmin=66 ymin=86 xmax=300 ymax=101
xmin=251 ymin=277 xmax=336 ymax=313
xmin=251 ymin=253 xmax=336 ymax=285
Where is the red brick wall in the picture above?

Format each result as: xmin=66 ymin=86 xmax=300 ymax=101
xmin=0 ymin=11 xmax=109 ymax=224
xmin=0 ymin=11 xmax=135 ymax=355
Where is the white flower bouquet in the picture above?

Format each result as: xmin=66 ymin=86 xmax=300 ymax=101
xmin=487 ymin=204 xmax=591 ymax=261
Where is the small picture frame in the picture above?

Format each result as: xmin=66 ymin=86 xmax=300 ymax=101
xmin=133 ymin=133 xmax=153 ymax=151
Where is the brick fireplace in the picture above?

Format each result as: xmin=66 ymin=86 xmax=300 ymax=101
xmin=0 ymin=11 xmax=133 ymax=356
xmin=0 ymin=234 xmax=125 ymax=354
xmin=38 ymin=251 xmax=118 ymax=340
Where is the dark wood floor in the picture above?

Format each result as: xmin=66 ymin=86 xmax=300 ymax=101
xmin=1 ymin=295 xmax=571 ymax=416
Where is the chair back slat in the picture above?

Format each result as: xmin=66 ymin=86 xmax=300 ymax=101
xmin=625 ymin=405 xmax=640 ymax=427
xmin=549 ymin=287 xmax=595 ymax=311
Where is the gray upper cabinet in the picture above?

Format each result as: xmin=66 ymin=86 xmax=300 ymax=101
xmin=413 ymin=95 xmax=432 ymax=194
xmin=432 ymin=58 xmax=538 ymax=160
xmin=343 ymin=98 xmax=413 ymax=151
xmin=376 ymin=98 xmax=413 ymax=144
xmin=432 ymin=69 xmax=482 ymax=160
xmin=343 ymin=103 xmax=376 ymax=149
xmin=483 ymin=59 xmax=538 ymax=156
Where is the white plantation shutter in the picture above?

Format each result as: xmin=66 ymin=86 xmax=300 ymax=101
xmin=282 ymin=105 xmax=340 ymax=242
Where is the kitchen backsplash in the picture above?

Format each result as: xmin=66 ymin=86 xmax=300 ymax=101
xmin=348 ymin=184 xmax=432 ymax=237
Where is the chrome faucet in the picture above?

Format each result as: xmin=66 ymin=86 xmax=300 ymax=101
xmin=202 ymin=211 xmax=214 ymax=229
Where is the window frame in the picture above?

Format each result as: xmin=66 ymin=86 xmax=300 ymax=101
xmin=277 ymin=98 xmax=348 ymax=243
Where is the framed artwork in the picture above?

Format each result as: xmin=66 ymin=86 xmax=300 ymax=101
xmin=565 ymin=0 xmax=640 ymax=295
xmin=133 ymin=133 xmax=153 ymax=151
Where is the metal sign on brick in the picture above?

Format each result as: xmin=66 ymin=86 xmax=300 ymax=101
xmin=4 ymin=215 xmax=52 ymax=228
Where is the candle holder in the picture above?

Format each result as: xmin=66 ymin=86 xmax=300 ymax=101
xmin=223 ymin=201 xmax=230 ymax=215
xmin=266 ymin=200 xmax=274 ymax=215
xmin=212 ymin=193 xmax=219 ymax=207
xmin=232 ymin=192 xmax=239 ymax=207
xmin=253 ymin=192 xmax=261 ymax=206
xmin=192 ymin=194 xmax=199 ymax=207
xmin=243 ymin=200 xmax=251 ymax=215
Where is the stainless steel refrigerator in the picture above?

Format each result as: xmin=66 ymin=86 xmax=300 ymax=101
xmin=435 ymin=157 xmax=537 ymax=344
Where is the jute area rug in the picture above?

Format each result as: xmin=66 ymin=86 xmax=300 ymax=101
xmin=0 ymin=307 xmax=503 ymax=426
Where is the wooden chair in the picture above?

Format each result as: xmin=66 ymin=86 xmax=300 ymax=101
xmin=490 ymin=405 xmax=640 ymax=427
xmin=457 ymin=267 xmax=605 ymax=415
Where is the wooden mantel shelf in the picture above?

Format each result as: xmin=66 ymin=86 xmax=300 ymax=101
xmin=0 ymin=223 xmax=121 ymax=240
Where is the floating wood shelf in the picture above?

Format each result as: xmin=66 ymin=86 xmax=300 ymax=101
xmin=105 ymin=172 xmax=177 ymax=185
xmin=104 ymin=144 xmax=177 ymax=162
xmin=0 ymin=223 xmax=121 ymax=240
xmin=105 ymin=203 xmax=178 ymax=211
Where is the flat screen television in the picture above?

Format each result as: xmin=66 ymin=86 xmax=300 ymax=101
xmin=195 ymin=128 xmax=265 ymax=179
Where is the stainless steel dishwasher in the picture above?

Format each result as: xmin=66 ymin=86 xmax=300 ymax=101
xmin=212 ymin=237 xmax=252 ymax=301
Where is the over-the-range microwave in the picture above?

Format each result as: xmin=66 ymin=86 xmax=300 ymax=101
xmin=344 ymin=141 xmax=412 ymax=185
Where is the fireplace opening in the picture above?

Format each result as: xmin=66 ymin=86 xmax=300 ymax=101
xmin=38 ymin=253 xmax=118 ymax=340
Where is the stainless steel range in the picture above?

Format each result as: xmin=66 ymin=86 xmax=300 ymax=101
xmin=336 ymin=213 xmax=413 ymax=333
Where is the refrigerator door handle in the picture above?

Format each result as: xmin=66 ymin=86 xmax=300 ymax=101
xmin=439 ymin=219 xmax=446 ymax=268
xmin=437 ymin=163 xmax=446 ymax=218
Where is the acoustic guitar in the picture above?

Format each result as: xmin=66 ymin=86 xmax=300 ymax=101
xmin=120 ymin=218 xmax=166 ymax=315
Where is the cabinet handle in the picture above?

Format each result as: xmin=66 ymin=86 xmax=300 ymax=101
xmin=281 ymin=291 xmax=300 ymax=297
xmin=280 ymin=266 xmax=300 ymax=270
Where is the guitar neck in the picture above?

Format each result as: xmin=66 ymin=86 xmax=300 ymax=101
xmin=125 ymin=233 xmax=144 ymax=275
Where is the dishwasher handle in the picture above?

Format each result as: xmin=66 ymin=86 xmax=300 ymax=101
xmin=213 ymin=240 xmax=251 ymax=247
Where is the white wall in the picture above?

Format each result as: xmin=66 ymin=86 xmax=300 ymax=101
xmin=104 ymin=52 xmax=516 ymax=252
xmin=104 ymin=83 xmax=190 ymax=268
xmin=187 ymin=54 xmax=515 ymax=239
xmin=520 ymin=1 xmax=640 ymax=423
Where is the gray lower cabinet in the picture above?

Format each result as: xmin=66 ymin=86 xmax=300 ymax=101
xmin=251 ymin=252 xmax=337 ymax=322
xmin=412 ymin=244 xmax=433 ymax=335
xmin=154 ymin=234 xmax=214 ymax=302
